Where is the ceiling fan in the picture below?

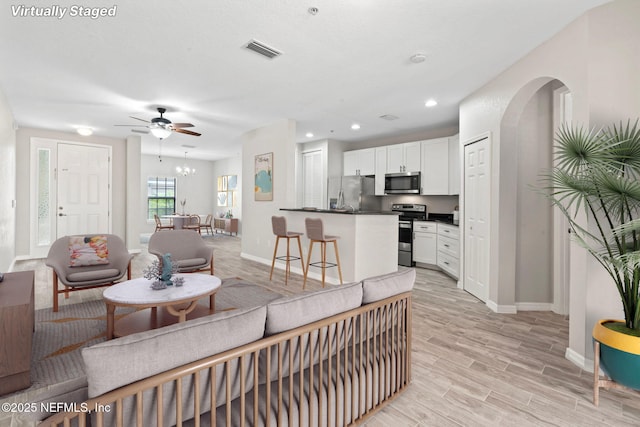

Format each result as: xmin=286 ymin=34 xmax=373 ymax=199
xmin=115 ymin=107 xmax=201 ymax=139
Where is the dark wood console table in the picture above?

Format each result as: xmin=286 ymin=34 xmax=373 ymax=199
xmin=0 ymin=270 xmax=35 ymax=395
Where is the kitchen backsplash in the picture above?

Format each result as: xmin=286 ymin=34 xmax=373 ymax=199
xmin=379 ymin=194 xmax=459 ymax=214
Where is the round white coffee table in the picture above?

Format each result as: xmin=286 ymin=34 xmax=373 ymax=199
xmin=103 ymin=273 xmax=221 ymax=339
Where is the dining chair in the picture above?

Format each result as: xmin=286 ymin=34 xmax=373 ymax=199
xmin=183 ymin=214 xmax=201 ymax=234
xmin=200 ymin=214 xmax=214 ymax=235
xmin=154 ymin=214 xmax=174 ymax=231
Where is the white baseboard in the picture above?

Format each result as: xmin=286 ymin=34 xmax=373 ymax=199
xmin=515 ymin=302 xmax=554 ymax=311
xmin=486 ymin=299 xmax=517 ymax=314
xmin=565 ymin=347 xmax=594 ymax=372
xmin=240 ymin=252 xmax=340 ymax=285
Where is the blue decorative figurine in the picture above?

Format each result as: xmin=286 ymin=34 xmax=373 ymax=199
xmin=161 ymin=253 xmax=174 ymax=286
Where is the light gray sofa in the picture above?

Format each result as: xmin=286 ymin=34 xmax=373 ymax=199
xmin=40 ymin=268 xmax=415 ymax=427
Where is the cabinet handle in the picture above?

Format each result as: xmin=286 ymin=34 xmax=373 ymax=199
xmin=444 ymin=244 xmax=450 ymax=248
xmin=444 ymin=261 xmax=450 ymax=265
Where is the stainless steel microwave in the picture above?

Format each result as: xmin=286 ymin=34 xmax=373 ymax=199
xmin=384 ymin=172 xmax=421 ymax=194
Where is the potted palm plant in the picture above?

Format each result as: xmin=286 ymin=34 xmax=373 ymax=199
xmin=543 ymin=120 xmax=640 ymax=398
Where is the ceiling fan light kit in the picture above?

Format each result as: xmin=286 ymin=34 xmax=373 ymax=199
xmin=150 ymin=125 xmax=172 ymax=139
xmin=115 ymin=107 xmax=201 ymax=139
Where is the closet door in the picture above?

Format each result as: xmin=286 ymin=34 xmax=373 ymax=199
xmin=463 ymin=137 xmax=490 ymax=302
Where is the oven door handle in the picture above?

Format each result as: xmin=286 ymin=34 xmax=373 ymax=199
xmin=399 ymin=222 xmax=412 ymax=229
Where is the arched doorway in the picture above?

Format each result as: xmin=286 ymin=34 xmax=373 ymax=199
xmin=499 ymin=77 xmax=572 ymax=314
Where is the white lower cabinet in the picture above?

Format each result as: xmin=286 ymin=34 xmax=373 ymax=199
xmin=413 ymin=221 xmax=460 ymax=279
xmin=436 ymin=223 xmax=459 ymax=279
xmin=413 ymin=221 xmax=437 ymax=264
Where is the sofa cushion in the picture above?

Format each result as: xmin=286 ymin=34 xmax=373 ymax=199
xmin=265 ymin=281 xmax=363 ymax=336
xmin=66 ymin=268 xmax=120 ymax=282
xmin=82 ymin=304 xmax=267 ymax=397
xmin=361 ymin=268 xmax=416 ymax=304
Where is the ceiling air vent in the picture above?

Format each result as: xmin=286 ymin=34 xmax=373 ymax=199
xmin=244 ymin=39 xmax=282 ymax=59
xmin=379 ymin=114 xmax=399 ymax=121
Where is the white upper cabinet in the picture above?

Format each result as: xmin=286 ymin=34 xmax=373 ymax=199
xmin=386 ymin=142 xmax=421 ymax=173
xmin=343 ymin=148 xmax=375 ymax=176
xmin=421 ymin=138 xmax=449 ymax=195
xmin=374 ymin=146 xmax=387 ymax=195
xmin=448 ymin=134 xmax=460 ymax=195
xmin=420 ymin=134 xmax=460 ymax=195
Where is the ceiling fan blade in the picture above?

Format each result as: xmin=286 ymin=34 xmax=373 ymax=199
xmin=174 ymin=128 xmax=201 ymax=136
xmin=132 ymin=129 xmax=149 ymax=134
xmin=114 ymin=124 xmax=149 ymax=127
xmin=171 ymin=123 xmax=194 ymax=128
xmin=129 ymin=116 xmax=150 ymax=123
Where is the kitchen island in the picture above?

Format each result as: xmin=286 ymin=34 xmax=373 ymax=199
xmin=280 ymin=209 xmax=399 ymax=285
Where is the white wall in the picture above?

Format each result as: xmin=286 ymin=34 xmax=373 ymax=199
xmin=0 ymin=89 xmax=16 ymax=271
xmin=139 ymin=153 xmax=215 ymax=235
xmin=459 ymin=0 xmax=640 ymax=364
xmin=240 ymin=119 xmax=297 ymax=264
xmin=515 ymin=83 xmax=553 ymax=304
xmin=15 ymin=128 xmax=128 ymax=256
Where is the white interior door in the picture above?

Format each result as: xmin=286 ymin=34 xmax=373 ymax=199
xmin=463 ymin=137 xmax=490 ymax=302
xmin=57 ymin=143 xmax=111 ymax=236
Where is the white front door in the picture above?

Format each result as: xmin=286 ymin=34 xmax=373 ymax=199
xmin=463 ymin=137 xmax=490 ymax=302
xmin=57 ymin=143 xmax=110 ymax=236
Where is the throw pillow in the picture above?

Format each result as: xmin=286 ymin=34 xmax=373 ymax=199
xmin=69 ymin=235 xmax=109 ymax=267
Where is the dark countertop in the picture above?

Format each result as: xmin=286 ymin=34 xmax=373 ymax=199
xmin=280 ymin=208 xmax=399 ymax=216
xmin=427 ymin=219 xmax=459 ymax=227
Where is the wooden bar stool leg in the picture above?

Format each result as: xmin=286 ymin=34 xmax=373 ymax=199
xmin=333 ymin=240 xmax=343 ymax=284
xmin=321 ymin=241 xmax=327 ymax=287
xmin=303 ymin=240 xmax=314 ymax=289
xmin=285 ymin=237 xmax=291 ymax=285
xmin=270 ymin=236 xmax=280 ymax=281
xmin=296 ymin=236 xmax=305 ymax=275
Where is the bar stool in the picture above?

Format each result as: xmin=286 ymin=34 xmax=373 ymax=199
xmin=270 ymin=216 xmax=305 ymax=286
xmin=303 ymin=217 xmax=343 ymax=289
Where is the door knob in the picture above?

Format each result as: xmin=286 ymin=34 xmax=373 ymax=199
xmin=58 ymin=213 xmax=67 ymax=216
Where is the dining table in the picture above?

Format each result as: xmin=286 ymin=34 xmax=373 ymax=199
xmin=162 ymin=214 xmax=192 ymax=229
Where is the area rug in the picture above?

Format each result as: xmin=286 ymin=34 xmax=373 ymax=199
xmin=16 ymin=279 xmax=282 ymax=399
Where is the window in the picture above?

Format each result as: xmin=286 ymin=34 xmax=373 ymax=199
xmin=147 ymin=177 xmax=176 ymax=220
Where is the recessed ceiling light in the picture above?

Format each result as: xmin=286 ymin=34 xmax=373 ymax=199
xmin=77 ymin=127 xmax=93 ymax=136
xmin=410 ymin=53 xmax=427 ymax=64
xmin=351 ymin=123 xmax=361 ymax=130
xmin=425 ymin=99 xmax=438 ymax=107
xmin=306 ymin=132 xmax=314 ymax=138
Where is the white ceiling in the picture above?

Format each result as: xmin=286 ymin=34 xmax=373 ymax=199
xmin=0 ymin=0 xmax=609 ymax=160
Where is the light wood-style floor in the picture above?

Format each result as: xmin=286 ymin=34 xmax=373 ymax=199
xmin=12 ymin=233 xmax=640 ymax=426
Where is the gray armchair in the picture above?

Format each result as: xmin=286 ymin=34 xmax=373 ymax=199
xmin=46 ymin=234 xmax=133 ymax=312
xmin=148 ymin=230 xmax=214 ymax=275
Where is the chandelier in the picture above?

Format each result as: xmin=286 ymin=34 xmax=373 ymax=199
xmin=176 ymin=152 xmax=195 ymax=176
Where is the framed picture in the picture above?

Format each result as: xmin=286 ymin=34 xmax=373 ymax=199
xmin=254 ymin=152 xmax=273 ymax=201
xmin=217 ymin=174 xmax=237 ymax=207
xmin=227 ymin=174 xmax=237 ymax=191
xmin=217 ymin=192 xmax=228 ymax=207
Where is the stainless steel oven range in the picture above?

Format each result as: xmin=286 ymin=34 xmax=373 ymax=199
xmin=391 ymin=204 xmax=427 ymax=267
